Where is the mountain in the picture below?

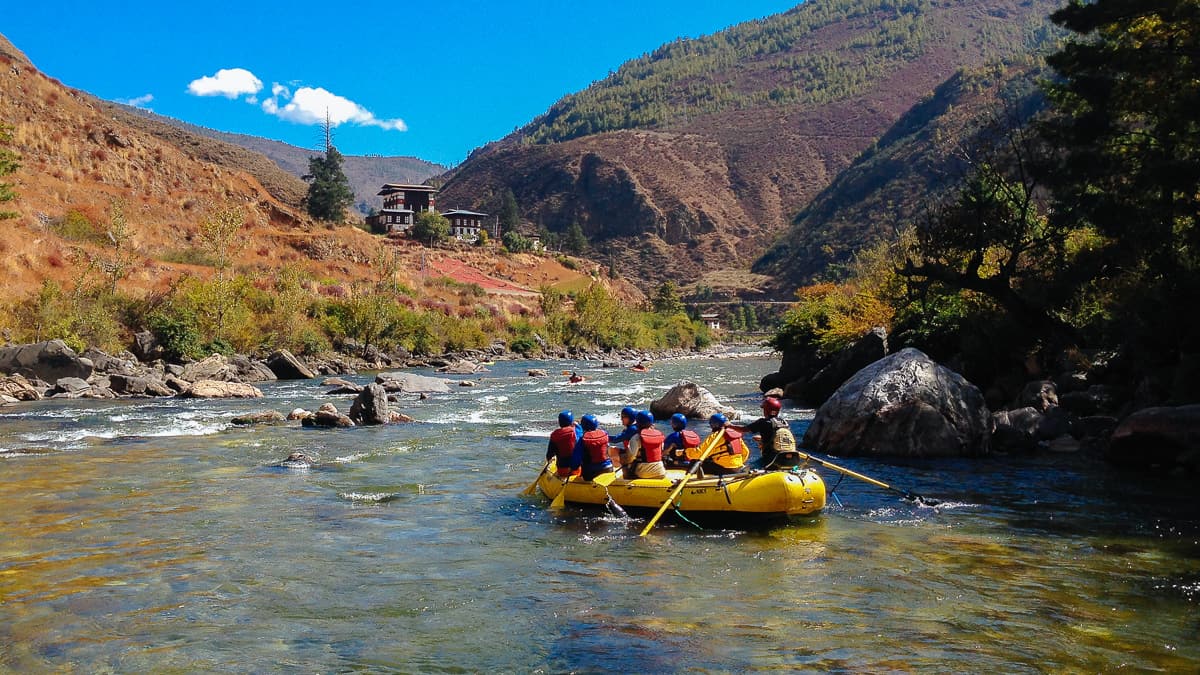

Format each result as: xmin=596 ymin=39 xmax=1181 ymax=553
xmin=111 ymin=106 xmax=446 ymax=214
xmin=0 ymin=32 xmax=595 ymax=308
xmin=754 ymin=60 xmax=1048 ymax=292
xmin=437 ymin=0 xmax=1062 ymax=294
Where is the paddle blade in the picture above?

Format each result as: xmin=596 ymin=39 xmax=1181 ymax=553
xmin=522 ymin=459 xmax=552 ymax=496
xmin=549 ymin=481 xmax=568 ymax=509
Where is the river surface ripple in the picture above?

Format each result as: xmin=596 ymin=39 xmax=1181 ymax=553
xmin=1 ymin=356 xmax=1197 ymax=672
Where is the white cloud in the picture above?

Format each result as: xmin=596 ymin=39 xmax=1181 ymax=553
xmin=262 ymin=85 xmax=407 ymax=131
xmin=117 ymin=93 xmax=154 ymax=108
xmin=187 ymin=68 xmax=263 ymax=99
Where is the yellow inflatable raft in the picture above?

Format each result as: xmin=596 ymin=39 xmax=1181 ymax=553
xmin=536 ymin=459 xmax=826 ymax=527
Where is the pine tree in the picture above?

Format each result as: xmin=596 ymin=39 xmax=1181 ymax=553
xmin=564 ymin=222 xmax=588 ymax=254
xmin=303 ymin=115 xmax=354 ymax=222
xmin=498 ymin=188 xmax=520 ymax=234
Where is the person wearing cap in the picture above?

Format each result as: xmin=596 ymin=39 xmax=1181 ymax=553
xmin=576 ymin=414 xmax=614 ymax=481
xmin=662 ymin=413 xmax=700 ymax=469
xmin=546 ymin=410 xmax=582 ymax=477
xmin=690 ymin=413 xmax=750 ymax=475
xmin=621 ymin=410 xmax=667 ymax=479
xmin=726 ymin=396 xmax=788 ymax=469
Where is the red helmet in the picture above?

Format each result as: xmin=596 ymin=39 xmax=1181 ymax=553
xmin=761 ymin=397 xmax=782 ymax=414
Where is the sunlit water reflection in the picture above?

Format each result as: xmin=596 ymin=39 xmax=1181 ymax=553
xmin=1 ymin=356 xmax=1196 ymax=671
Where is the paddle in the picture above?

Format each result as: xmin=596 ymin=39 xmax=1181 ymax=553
xmin=638 ymin=431 xmax=721 ymax=537
xmin=549 ymin=470 xmax=617 ymax=510
xmin=795 ymin=450 xmax=941 ymax=506
xmin=521 ymin=458 xmax=554 ymax=497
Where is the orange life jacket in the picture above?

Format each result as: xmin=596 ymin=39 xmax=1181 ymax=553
xmin=582 ymin=429 xmax=610 ymax=465
xmin=636 ymin=427 xmax=665 ymax=463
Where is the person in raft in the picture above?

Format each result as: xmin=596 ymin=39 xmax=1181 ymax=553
xmin=568 ymin=371 xmax=585 ymax=383
xmin=576 ymin=414 xmax=615 ymax=481
xmin=546 ymin=410 xmax=582 ymax=478
xmin=662 ymin=413 xmax=700 ymax=469
xmin=725 ymin=396 xmax=789 ymax=469
xmin=621 ymin=410 xmax=667 ymax=479
xmin=607 ymin=405 xmax=639 ymax=468
xmin=689 ymin=413 xmax=750 ymax=476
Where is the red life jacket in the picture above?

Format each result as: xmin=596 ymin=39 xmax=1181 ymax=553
xmin=680 ymin=429 xmax=701 ymax=449
xmin=637 ymin=428 xmax=665 ymax=463
xmin=582 ymin=429 xmax=609 ymax=464
xmin=549 ymin=426 xmax=577 ymax=464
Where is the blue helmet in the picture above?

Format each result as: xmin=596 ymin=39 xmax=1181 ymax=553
xmin=620 ymin=405 xmax=637 ymax=421
xmin=670 ymin=413 xmax=687 ymax=430
xmin=709 ymin=413 xmax=728 ymax=430
xmin=635 ymin=410 xmax=655 ymax=429
xmin=581 ymin=414 xmax=599 ymax=431
xmin=558 ymin=410 xmax=574 ymax=427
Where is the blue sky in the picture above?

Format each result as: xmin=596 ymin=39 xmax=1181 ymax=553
xmin=5 ymin=1 xmax=800 ymax=168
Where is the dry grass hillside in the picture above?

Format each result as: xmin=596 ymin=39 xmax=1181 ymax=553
xmin=0 ymin=33 xmax=617 ymax=324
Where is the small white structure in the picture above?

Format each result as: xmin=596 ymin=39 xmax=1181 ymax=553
xmin=700 ymin=312 xmax=721 ymax=331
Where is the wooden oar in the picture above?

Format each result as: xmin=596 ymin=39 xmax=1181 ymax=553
xmin=796 ymin=450 xmax=941 ymax=506
xmin=549 ymin=469 xmax=617 ymax=510
xmin=521 ymin=458 xmax=554 ymax=496
xmin=638 ymin=431 xmax=721 ymax=537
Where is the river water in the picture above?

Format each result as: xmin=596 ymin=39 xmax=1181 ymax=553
xmin=1 ymin=355 xmax=1196 ymax=672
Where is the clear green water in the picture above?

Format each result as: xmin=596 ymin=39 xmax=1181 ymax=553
xmin=1 ymin=356 xmax=1196 ymax=672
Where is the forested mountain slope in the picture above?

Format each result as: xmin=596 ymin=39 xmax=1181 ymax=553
xmin=438 ymin=0 xmax=1061 ymax=293
xmin=755 ymin=60 xmax=1047 ymax=292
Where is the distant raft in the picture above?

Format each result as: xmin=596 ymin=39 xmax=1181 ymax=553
xmin=536 ymin=459 xmax=826 ymax=528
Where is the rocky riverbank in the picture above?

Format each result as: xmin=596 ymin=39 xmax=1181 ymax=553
xmin=0 ymin=336 xmax=764 ymax=406
xmin=761 ymin=328 xmax=1200 ymax=474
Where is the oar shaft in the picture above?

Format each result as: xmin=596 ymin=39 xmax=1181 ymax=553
xmin=798 ymin=452 xmax=895 ymax=491
xmin=639 ymin=431 xmax=720 ymax=537
xmin=797 ymin=450 xmax=936 ymax=503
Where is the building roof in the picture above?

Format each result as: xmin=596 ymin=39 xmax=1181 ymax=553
xmin=442 ymin=209 xmax=489 ymax=217
xmin=699 ymin=313 xmax=720 ymax=319
xmin=377 ymin=183 xmax=438 ymax=196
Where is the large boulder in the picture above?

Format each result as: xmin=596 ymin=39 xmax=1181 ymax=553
xmin=266 ymin=349 xmax=316 ymax=380
xmin=130 ymin=330 xmax=166 ymax=362
xmin=1106 ymin=404 xmax=1200 ymax=473
xmin=803 ymin=348 xmax=991 ymax=458
xmin=108 ymin=373 xmax=175 ymax=397
xmin=375 ymin=371 xmax=451 ymax=394
xmin=649 ymin=381 xmax=738 ymax=421
xmin=229 ymin=355 xmax=278 ymax=383
xmin=179 ymin=380 xmax=264 ymax=399
xmin=180 ymin=354 xmax=242 ymax=383
xmin=0 ymin=340 xmax=94 ymax=382
xmin=0 ymin=374 xmax=44 ymax=401
xmin=349 ymin=383 xmax=390 ymax=425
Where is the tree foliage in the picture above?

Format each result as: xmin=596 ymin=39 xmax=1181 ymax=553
xmin=411 ymin=210 xmax=451 ymax=244
xmin=1042 ymin=0 xmax=1200 ymax=351
xmin=502 ymin=230 xmax=534 ymax=253
xmin=563 ymin=222 xmax=588 ymax=254
xmin=651 ymin=281 xmax=685 ymax=316
xmin=498 ymin=188 xmax=520 ymax=235
xmin=304 ymin=146 xmax=354 ymax=222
